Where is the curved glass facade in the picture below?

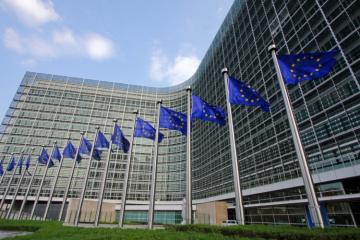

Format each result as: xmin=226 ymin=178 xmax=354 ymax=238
xmin=0 ymin=0 xmax=359 ymax=226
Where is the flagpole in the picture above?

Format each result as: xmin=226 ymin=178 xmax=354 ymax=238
xmin=43 ymin=138 xmax=69 ymax=220
xmin=185 ymin=87 xmax=192 ymax=224
xmin=58 ymin=132 xmax=84 ymax=221
xmin=94 ymin=120 xmax=117 ymax=226
xmin=268 ymin=44 xmax=324 ymax=228
xmin=0 ymin=153 xmax=19 ymax=213
xmin=30 ymin=142 xmax=57 ymax=220
xmin=6 ymin=149 xmax=35 ymax=219
xmin=17 ymin=157 xmax=40 ymax=219
xmin=75 ymin=127 xmax=100 ymax=226
xmin=119 ymin=110 xmax=138 ymax=227
xmin=222 ymin=68 xmax=245 ymax=225
xmin=148 ymin=100 xmax=162 ymax=229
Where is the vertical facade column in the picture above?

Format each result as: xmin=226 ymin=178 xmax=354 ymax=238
xmin=185 ymin=87 xmax=192 ymax=224
xmin=0 ymin=153 xmax=19 ymax=213
xmin=6 ymin=149 xmax=35 ymax=219
xmin=221 ymin=68 xmax=245 ymax=225
xmin=268 ymin=44 xmax=324 ymax=228
xmin=75 ymin=127 xmax=100 ymax=226
xmin=94 ymin=120 xmax=117 ymax=226
xmin=43 ymin=139 xmax=69 ymax=220
xmin=148 ymin=100 xmax=162 ymax=229
xmin=58 ymin=132 xmax=84 ymax=221
xmin=18 ymin=160 xmax=39 ymax=219
xmin=119 ymin=111 xmax=138 ymax=227
xmin=30 ymin=142 xmax=57 ymax=220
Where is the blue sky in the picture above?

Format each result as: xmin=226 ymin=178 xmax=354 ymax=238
xmin=0 ymin=0 xmax=233 ymax=120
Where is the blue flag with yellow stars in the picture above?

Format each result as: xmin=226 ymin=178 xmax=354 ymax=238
xmin=52 ymin=145 xmax=62 ymax=161
xmin=111 ymin=124 xmax=130 ymax=153
xmin=6 ymin=156 xmax=16 ymax=171
xmin=63 ymin=141 xmax=77 ymax=159
xmin=134 ymin=118 xmax=164 ymax=143
xmin=159 ymin=106 xmax=187 ymax=135
xmin=192 ymin=95 xmax=226 ymax=125
xmin=25 ymin=155 xmax=32 ymax=175
xmin=95 ymin=130 xmax=110 ymax=150
xmin=228 ymin=76 xmax=270 ymax=112
xmin=79 ymin=137 xmax=92 ymax=156
xmin=277 ymin=49 xmax=339 ymax=85
xmin=0 ymin=160 xmax=3 ymax=176
xmin=38 ymin=148 xmax=54 ymax=168
xmin=78 ymin=137 xmax=102 ymax=161
xmin=17 ymin=156 xmax=23 ymax=175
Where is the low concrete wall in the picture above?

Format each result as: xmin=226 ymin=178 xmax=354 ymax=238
xmin=195 ymin=201 xmax=228 ymax=225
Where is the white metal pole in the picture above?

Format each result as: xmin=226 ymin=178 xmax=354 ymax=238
xmin=0 ymin=153 xmax=19 ymax=213
xmin=222 ymin=68 xmax=245 ymax=225
xmin=119 ymin=111 xmax=138 ymax=227
xmin=94 ymin=120 xmax=117 ymax=226
xmin=30 ymin=142 xmax=57 ymax=220
xmin=268 ymin=44 xmax=324 ymax=228
xmin=185 ymin=87 xmax=192 ymax=224
xmin=75 ymin=127 xmax=100 ymax=226
xmin=148 ymin=100 xmax=162 ymax=229
xmin=43 ymin=139 xmax=70 ymax=220
xmin=17 ymin=159 xmax=39 ymax=219
xmin=58 ymin=133 xmax=84 ymax=221
xmin=6 ymin=149 xmax=35 ymax=219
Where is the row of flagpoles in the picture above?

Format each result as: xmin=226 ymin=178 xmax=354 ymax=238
xmin=0 ymin=45 xmax=339 ymax=228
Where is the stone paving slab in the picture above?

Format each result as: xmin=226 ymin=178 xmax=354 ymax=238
xmin=0 ymin=230 xmax=32 ymax=239
xmin=63 ymin=223 xmax=164 ymax=229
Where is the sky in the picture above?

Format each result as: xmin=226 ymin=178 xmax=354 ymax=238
xmin=0 ymin=0 xmax=233 ymax=120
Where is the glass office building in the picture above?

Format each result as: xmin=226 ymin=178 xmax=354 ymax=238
xmin=0 ymin=0 xmax=359 ymax=226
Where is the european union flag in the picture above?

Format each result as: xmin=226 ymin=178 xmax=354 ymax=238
xmin=159 ymin=106 xmax=187 ymax=135
xmin=6 ymin=157 xmax=16 ymax=171
xmin=38 ymin=148 xmax=54 ymax=168
xmin=95 ymin=130 xmax=110 ymax=150
xmin=92 ymin=149 xmax=102 ymax=160
xmin=192 ymin=95 xmax=226 ymax=125
xmin=25 ymin=155 xmax=31 ymax=175
xmin=111 ymin=124 xmax=130 ymax=153
xmin=228 ymin=77 xmax=270 ymax=112
xmin=17 ymin=156 xmax=23 ymax=174
xmin=63 ymin=141 xmax=77 ymax=159
xmin=277 ymin=49 xmax=339 ymax=85
xmin=0 ymin=160 xmax=3 ymax=176
xmin=134 ymin=118 xmax=164 ymax=142
xmin=52 ymin=145 xmax=62 ymax=161
xmin=79 ymin=137 xmax=102 ymax=161
xmin=79 ymin=137 xmax=92 ymax=156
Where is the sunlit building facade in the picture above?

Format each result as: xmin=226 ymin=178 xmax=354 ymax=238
xmin=0 ymin=0 xmax=359 ymax=226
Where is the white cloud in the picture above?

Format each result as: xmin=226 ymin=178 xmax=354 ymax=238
xmin=149 ymin=48 xmax=200 ymax=85
xmin=84 ymin=33 xmax=115 ymax=60
xmin=3 ymin=27 xmax=115 ymax=61
xmin=27 ymin=36 xmax=57 ymax=57
xmin=52 ymin=28 xmax=76 ymax=45
xmin=21 ymin=58 xmax=37 ymax=67
xmin=168 ymin=55 xmax=200 ymax=85
xmin=3 ymin=27 xmax=56 ymax=58
xmin=3 ymin=27 xmax=23 ymax=53
xmin=150 ymin=49 xmax=168 ymax=82
xmin=3 ymin=0 xmax=60 ymax=26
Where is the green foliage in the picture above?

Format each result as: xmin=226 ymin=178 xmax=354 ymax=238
xmin=0 ymin=220 xmax=255 ymax=240
xmin=1 ymin=220 xmax=359 ymax=240
xmin=165 ymin=224 xmax=360 ymax=240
